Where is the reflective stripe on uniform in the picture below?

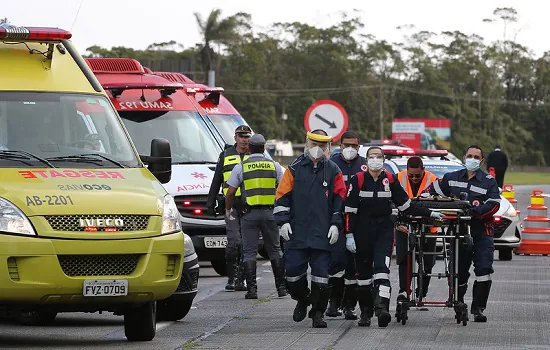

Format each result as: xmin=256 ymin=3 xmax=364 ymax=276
xmin=273 ymin=206 xmax=290 ymax=214
xmin=242 ymin=159 xmax=277 ymax=206
xmin=433 ymin=180 xmax=445 ymax=196
xmin=475 ymin=274 xmax=492 ymax=282
xmin=357 ymin=279 xmax=373 ymax=286
xmin=286 ymin=272 xmax=307 ymax=282
xmin=379 ymin=285 xmax=391 ymax=299
xmin=311 ymin=275 xmax=329 ymax=284
xmin=329 ymin=270 xmax=345 ymax=278
xmin=373 ymin=273 xmax=389 ymax=281
xmin=397 ymin=198 xmax=411 ymax=211
xmin=345 ymin=279 xmax=358 ymax=285
xmin=470 ymin=185 xmax=487 ymax=195
xmin=345 ymin=206 xmax=358 ymax=213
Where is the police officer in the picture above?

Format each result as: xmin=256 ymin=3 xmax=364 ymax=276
xmin=274 ymin=130 xmax=346 ymax=328
xmin=430 ymin=145 xmax=500 ymax=322
xmin=207 ymin=125 xmax=252 ymax=292
xmin=326 ymin=130 xmax=366 ymax=320
xmin=395 ymin=156 xmax=437 ymax=315
xmin=486 ymin=145 xmax=508 ymax=188
xmin=345 ymin=147 xmax=443 ymax=327
xmin=224 ymin=134 xmax=286 ymax=299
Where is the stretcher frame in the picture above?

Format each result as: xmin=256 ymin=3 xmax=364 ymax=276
xmin=396 ymin=205 xmax=472 ymax=326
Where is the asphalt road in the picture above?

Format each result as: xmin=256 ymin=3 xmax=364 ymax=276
xmin=1 ymin=185 xmax=549 ymax=350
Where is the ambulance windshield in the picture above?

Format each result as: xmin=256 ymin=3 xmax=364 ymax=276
xmin=0 ymin=92 xmax=139 ymax=168
xmin=119 ymin=110 xmax=220 ymax=164
xmin=207 ymin=114 xmax=250 ymax=146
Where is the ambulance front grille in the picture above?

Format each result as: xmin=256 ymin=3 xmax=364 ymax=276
xmin=58 ymin=254 xmax=140 ymax=277
xmin=45 ymin=215 xmax=150 ymax=232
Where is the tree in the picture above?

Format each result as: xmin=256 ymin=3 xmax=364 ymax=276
xmin=194 ymin=9 xmax=251 ymax=73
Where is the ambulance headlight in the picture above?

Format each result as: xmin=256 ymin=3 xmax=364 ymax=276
xmin=162 ymin=195 xmax=181 ymax=234
xmin=0 ymin=198 xmax=35 ymax=236
xmin=184 ymin=233 xmax=196 ymax=257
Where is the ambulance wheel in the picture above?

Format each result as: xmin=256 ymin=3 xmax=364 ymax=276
xmin=498 ymin=248 xmax=513 ymax=261
xmin=211 ymin=259 xmax=228 ymax=276
xmin=124 ymin=302 xmax=156 ymax=341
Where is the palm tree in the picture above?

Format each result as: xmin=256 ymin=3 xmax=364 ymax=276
xmin=194 ymin=9 xmax=250 ymax=73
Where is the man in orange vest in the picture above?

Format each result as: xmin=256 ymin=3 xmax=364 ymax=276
xmin=395 ymin=156 xmax=437 ymax=313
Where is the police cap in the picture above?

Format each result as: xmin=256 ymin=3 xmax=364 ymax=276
xmin=249 ymin=134 xmax=266 ymax=146
xmin=235 ymin=125 xmax=252 ymax=137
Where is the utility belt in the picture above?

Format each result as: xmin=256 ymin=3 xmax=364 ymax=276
xmin=241 ymin=204 xmax=274 ymax=215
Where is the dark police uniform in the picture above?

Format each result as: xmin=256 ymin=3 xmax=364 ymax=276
xmin=345 ymin=170 xmax=433 ymax=327
xmin=486 ymin=148 xmax=508 ymax=188
xmin=430 ymin=168 xmax=500 ymax=321
xmin=207 ymin=125 xmax=252 ymax=291
xmin=274 ymin=155 xmax=346 ymax=327
xmin=326 ymin=152 xmax=366 ymax=319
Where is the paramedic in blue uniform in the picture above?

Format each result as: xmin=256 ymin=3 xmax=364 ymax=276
xmin=429 ymin=145 xmax=500 ymax=322
xmin=344 ymin=146 xmax=443 ymax=327
xmin=326 ymin=130 xmax=366 ymax=320
xmin=274 ymin=129 xmax=347 ymax=328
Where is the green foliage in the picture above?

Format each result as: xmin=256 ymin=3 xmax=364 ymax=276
xmin=85 ymin=7 xmax=550 ymax=165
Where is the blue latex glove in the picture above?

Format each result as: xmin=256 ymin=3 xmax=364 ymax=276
xmin=346 ymin=233 xmax=356 ymax=253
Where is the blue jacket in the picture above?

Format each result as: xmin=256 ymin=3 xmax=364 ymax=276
xmin=274 ymin=155 xmax=347 ymax=251
xmin=429 ymin=168 xmax=501 ymax=230
xmin=330 ymin=153 xmax=367 ymax=188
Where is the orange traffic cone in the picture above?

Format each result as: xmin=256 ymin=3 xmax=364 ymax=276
xmin=514 ymin=190 xmax=550 ymax=256
xmin=502 ymin=184 xmax=520 ymax=217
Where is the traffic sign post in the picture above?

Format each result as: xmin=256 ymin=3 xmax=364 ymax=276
xmin=304 ymin=100 xmax=349 ymax=141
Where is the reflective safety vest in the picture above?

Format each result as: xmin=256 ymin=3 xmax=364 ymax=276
xmin=397 ymin=170 xmax=436 ymax=198
xmin=222 ymin=148 xmax=249 ymax=196
xmin=242 ymin=158 xmax=277 ymax=207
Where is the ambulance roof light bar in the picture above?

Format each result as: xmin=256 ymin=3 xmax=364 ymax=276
xmin=185 ymin=87 xmax=225 ymax=105
xmin=414 ymin=149 xmax=449 ymax=157
xmin=102 ymin=82 xmax=184 ymax=98
xmin=0 ymin=25 xmax=72 ymax=42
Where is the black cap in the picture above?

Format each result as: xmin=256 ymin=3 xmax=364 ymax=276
xmin=235 ymin=125 xmax=252 ymax=136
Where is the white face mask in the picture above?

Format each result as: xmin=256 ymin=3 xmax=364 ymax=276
xmin=342 ymin=147 xmax=358 ymax=161
xmin=307 ymin=146 xmax=325 ymax=160
xmin=367 ymin=158 xmax=384 ymax=171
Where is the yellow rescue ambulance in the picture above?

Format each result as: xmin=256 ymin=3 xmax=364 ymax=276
xmin=0 ymin=24 xmax=183 ymax=341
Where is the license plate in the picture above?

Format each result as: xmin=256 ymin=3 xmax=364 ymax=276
xmin=204 ymin=237 xmax=227 ymax=248
xmin=83 ymin=279 xmax=128 ymax=297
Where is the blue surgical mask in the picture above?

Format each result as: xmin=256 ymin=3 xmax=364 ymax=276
xmin=465 ymin=158 xmax=481 ymax=172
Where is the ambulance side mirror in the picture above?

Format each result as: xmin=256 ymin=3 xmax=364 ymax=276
xmin=144 ymin=138 xmax=172 ymax=184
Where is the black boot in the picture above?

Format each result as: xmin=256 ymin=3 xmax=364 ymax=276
xmin=325 ymin=277 xmax=344 ymax=317
xmin=234 ymin=254 xmax=247 ymax=292
xmin=374 ymin=284 xmax=392 ymax=328
xmin=243 ymin=260 xmax=258 ymax=299
xmin=288 ymin=278 xmax=310 ymax=322
xmin=309 ymin=282 xmax=330 ymax=328
xmin=270 ymin=258 xmax=287 ymax=297
xmin=342 ymin=283 xmax=358 ymax=320
xmin=225 ymin=257 xmax=236 ymax=291
xmin=471 ymin=280 xmax=491 ymax=322
xmin=356 ymin=285 xmax=373 ymax=327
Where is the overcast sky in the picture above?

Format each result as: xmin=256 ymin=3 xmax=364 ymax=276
xmin=3 ymin=0 xmax=548 ymax=57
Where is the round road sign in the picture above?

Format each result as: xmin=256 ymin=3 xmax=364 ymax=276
xmin=304 ymin=100 xmax=349 ymax=141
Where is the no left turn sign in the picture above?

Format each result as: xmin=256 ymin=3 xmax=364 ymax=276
xmin=304 ymin=100 xmax=349 ymax=141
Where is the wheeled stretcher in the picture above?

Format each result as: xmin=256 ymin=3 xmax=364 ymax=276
xmin=395 ymin=196 xmax=473 ymax=326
